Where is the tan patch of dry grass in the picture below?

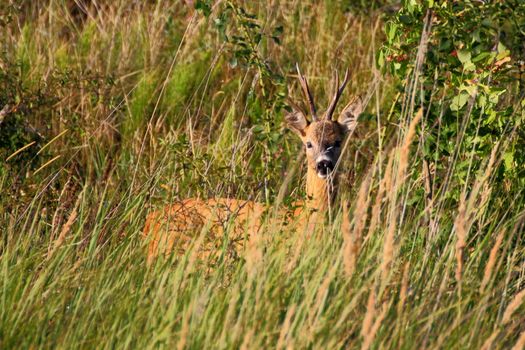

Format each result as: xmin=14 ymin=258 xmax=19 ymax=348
xmin=480 ymin=229 xmax=505 ymax=293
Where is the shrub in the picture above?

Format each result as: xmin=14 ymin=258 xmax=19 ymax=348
xmin=381 ymin=0 xmax=525 ymax=198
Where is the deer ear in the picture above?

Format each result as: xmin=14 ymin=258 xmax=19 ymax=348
xmin=285 ymin=109 xmax=309 ymax=136
xmin=338 ymin=97 xmax=363 ymax=133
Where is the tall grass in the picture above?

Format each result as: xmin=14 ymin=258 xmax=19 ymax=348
xmin=1 ymin=1 xmax=524 ymax=349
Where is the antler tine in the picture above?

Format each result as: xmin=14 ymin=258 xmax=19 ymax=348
xmin=295 ymin=63 xmax=318 ymax=121
xmin=325 ymin=68 xmax=350 ymax=120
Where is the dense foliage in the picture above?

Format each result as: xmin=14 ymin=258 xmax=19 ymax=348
xmin=381 ymin=0 xmax=525 ymax=194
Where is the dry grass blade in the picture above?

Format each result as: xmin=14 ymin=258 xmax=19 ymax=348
xmin=381 ymin=214 xmax=397 ymax=282
xmin=480 ymin=229 xmax=505 ymax=293
xmin=398 ymin=262 xmax=410 ymax=316
xmin=33 ymin=155 xmax=62 ymax=176
xmin=341 ymin=171 xmax=370 ymax=278
xmin=37 ymin=129 xmax=69 ymax=155
xmin=177 ymin=301 xmax=193 ymax=350
xmin=454 ymin=193 xmax=467 ymax=282
xmin=240 ymin=329 xmax=255 ymax=350
xmin=5 ymin=141 xmax=36 ymax=162
xmin=397 ymin=108 xmax=423 ymax=183
xmin=455 ymin=145 xmax=500 ymax=282
xmin=502 ymin=289 xmax=525 ymax=325
xmin=353 ymin=173 xmax=372 ymax=254
xmin=382 ymin=109 xmax=423 ymax=281
xmin=512 ymin=330 xmax=525 ymax=350
xmin=276 ymin=304 xmax=296 ymax=350
xmin=361 ymin=289 xmax=376 ymax=339
xmin=367 ymin=151 xmax=393 ymax=240
xmin=47 ymin=191 xmax=82 ymax=260
xmin=341 ymin=200 xmax=355 ymax=277
xmin=361 ymin=302 xmax=388 ymax=350
xmin=480 ymin=331 xmax=499 ymax=350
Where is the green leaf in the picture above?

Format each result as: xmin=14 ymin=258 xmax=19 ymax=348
xmin=477 ymin=94 xmax=487 ymax=109
xmin=457 ymin=49 xmax=475 ymax=71
xmin=486 ymin=110 xmax=497 ymax=124
xmin=450 ymin=92 xmax=469 ymax=111
xmin=503 ymin=151 xmax=514 ymax=171
xmin=386 ymin=23 xmax=397 ymax=41
xmin=460 ymin=84 xmax=477 ymax=97
xmin=488 ymin=89 xmax=506 ymax=104
xmin=497 ymin=42 xmax=507 ymax=54
xmin=378 ymin=51 xmax=385 ymax=68
xmin=472 ymin=52 xmax=490 ymax=63
xmin=496 ymin=42 xmax=510 ymax=60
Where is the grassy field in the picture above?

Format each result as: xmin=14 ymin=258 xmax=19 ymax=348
xmin=1 ymin=1 xmax=524 ymax=349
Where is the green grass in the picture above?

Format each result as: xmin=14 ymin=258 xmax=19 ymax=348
xmin=1 ymin=1 xmax=524 ymax=349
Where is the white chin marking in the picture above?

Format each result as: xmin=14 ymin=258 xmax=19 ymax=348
xmin=317 ymin=173 xmax=327 ymax=179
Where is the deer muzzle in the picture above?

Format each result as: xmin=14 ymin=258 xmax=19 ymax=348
xmin=316 ymin=156 xmax=334 ymax=178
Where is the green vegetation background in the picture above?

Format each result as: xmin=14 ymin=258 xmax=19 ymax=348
xmin=1 ymin=1 xmax=524 ymax=349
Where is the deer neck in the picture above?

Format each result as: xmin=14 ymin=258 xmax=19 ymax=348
xmin=305 ymin=167 xmax=337 ymax=213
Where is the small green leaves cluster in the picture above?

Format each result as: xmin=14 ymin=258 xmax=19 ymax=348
xmin=381 ymin=0 xmax=525 ymax=194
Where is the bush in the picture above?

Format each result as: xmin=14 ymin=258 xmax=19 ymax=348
xmin=381 ymin=0 xmax=525 ymax=198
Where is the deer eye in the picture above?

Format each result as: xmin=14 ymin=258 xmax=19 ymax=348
xmin=306 ymin=141 xmax=313 ymax=149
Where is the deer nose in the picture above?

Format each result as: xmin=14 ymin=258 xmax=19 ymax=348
xmin=316 ymin=159 xmax=334 ymax=176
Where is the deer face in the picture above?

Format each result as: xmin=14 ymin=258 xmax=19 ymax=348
xmin=286 ymin=66 xmax=363 ymax=179
xmin=301 ymin=120 xmax=345 ymax=178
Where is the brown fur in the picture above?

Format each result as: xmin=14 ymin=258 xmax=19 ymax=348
xmin=143 ymin=198 xmax=307 ymax=264
xmin=144 ymin=198 xmax=266 ymax=265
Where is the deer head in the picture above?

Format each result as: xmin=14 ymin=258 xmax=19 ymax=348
xmin=286 ymin=65 xmax=363 ymax=179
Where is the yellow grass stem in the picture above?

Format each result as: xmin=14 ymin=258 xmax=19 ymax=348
xmin=37 ymin=128 xmax=69 ymax=155
xmin=33 ymin=155 xmax=61 ymax=176
xmin=5 ymin=141 xmax=36 ymax=161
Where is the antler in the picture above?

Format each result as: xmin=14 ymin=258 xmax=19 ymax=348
xmin=295 ymin=63 xmax=318 ymax=121
xmin=324 ymin=68 xmax=350 ymax=120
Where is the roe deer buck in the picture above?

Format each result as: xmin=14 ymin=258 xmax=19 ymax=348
xmin=143 ymin=65 xmax=363 ymax=264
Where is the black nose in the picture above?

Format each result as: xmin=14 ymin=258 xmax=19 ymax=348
xmin=316 ymin=160 xmax=334 ymax=175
